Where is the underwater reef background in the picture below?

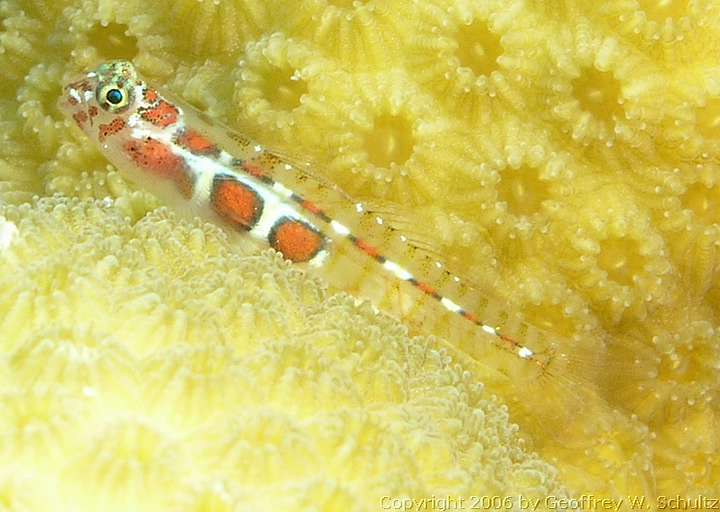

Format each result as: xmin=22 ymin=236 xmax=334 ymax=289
xmin=0 ymin=0 xmax=719 ymax=509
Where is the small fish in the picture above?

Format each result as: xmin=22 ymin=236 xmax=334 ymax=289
xmin=58 ymin=60 xmax=590 ymax=390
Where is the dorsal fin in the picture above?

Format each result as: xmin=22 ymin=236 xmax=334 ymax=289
xmin=166 ymin=93 xmax=359 ymax=213
xmin=166 ymin=89 xmax=606 ymax=383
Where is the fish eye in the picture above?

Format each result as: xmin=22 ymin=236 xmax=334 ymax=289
xmin=98 ymin=83 xmax=133 ymax=113
xmin=106 ymin=88 xmax=124 ymax=104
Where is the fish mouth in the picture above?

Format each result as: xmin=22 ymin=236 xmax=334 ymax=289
xmin=57 ymin=73 xmax=101 ymax=134
xmin=61 ymin=85 xmax=83 ymax=109
xmin=59 ymin=75 xmax=97 ymax=111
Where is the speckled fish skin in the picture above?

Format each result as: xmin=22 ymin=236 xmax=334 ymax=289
xmin=59 ymin=60 xmax=329 ymax=267
xmin=59 ymin=59 xmax=571 ymax=377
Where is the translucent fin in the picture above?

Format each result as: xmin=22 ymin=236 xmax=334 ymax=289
xmin=439 ymin=326 xmax=612 ymax=446
xmin=165 ymin=87 xmax=622 ymax=443
xmin=167 ymin=94 xmax=362 ymax=217
xmin=340 ymin=198 xmax=496 ymax=288
xmin=363 ymin=259 xmax=617 ymax=445
xmin=355 ymin=199 xmax=449 ymax=259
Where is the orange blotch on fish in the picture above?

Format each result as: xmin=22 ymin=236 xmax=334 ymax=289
xmin=73 ymin=111 xmax=88 ymax=127
xmin=139 ymin=99 xmax=179 ymax=127
xmin=211 ymin=175 xmax=264 ymax=230
xmin=98 ymin=118 xmax=126 ymax=142
xmin=417 ymin=281 xmax=440 ymax=298
xmin=75 ymin=80 xmax=92 ymax=92
xmin=301 ymin=200 xmax=322 ymax=215
xmin=269 ymin=217 xmax=325 ymax=263
xmin=174 ymin=173 xmax=194 ymax=199
xmin=143 ymin=88 xmax=159 ymax=103
xmin=462 ymin=311 xmax=480 ymax=324
xmin=355 ymin=238 xmax=381 ymax=259
xmin=498 ymin=332 xmax=521 ymax=349
xmin=242 ymin=162 xmax=265 ymax=179
xmin=88 ymin=106 xmax=99 ymax=118
xmin=124 ymin=137 xmax=193 ymax=198
xmin=176 ymin=129 xmax=219 ymax=156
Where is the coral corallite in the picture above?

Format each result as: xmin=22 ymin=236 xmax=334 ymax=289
xmin=1 ymin=0 xmax=719 ymax=508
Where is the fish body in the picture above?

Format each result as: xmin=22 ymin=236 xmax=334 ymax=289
xmin=59 ymin=60 xmax=577 ymax=381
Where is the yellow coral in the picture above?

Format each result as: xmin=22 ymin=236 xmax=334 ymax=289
xmin=1 ymin=0 xmax=719 ymax=507
xmin=0 ymin=197 xmax=568 ymax=509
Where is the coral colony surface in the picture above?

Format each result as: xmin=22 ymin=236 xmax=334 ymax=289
xmin=0 ymin=0 xmax=719 ymax=509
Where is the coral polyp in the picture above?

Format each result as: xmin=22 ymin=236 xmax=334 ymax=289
xmin=402 ymin=0 xmax=545 ymax=121
xmin=279 ymin=0 xmax=403 ymax=69
xmin=232 ymin=33 xmax=322 ymax=137
xmin=160 ymin=0 xmax=271 ymax=60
